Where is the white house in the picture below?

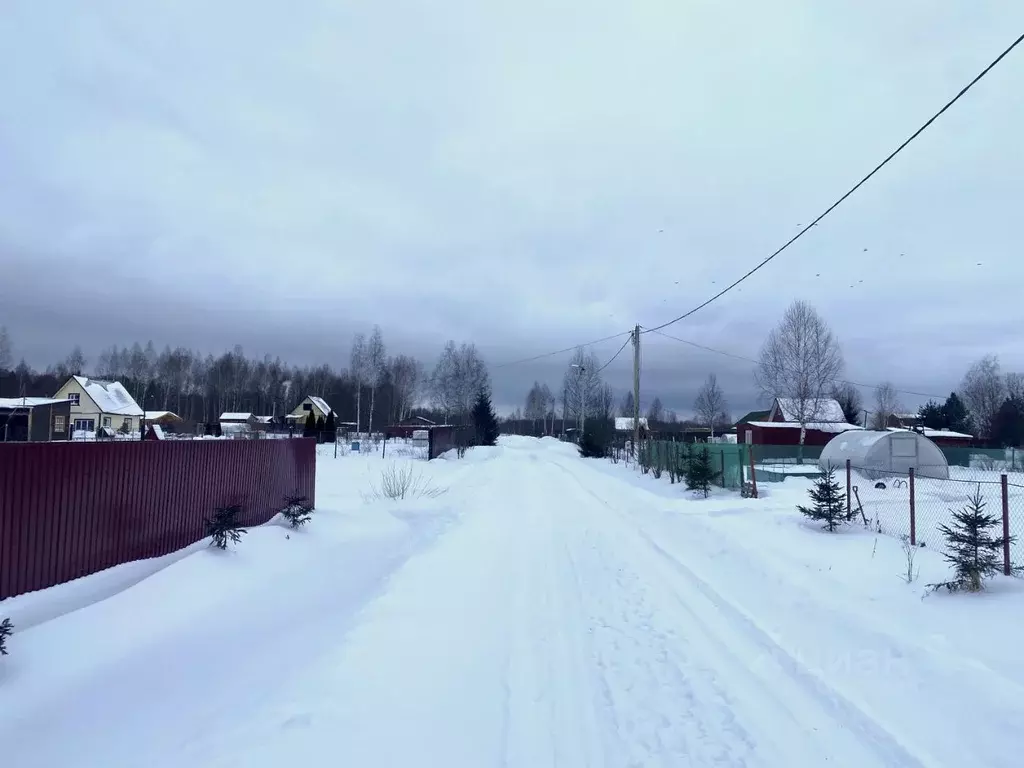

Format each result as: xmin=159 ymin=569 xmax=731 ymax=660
xmin=614 ymin=417 xmax=649 ymax=432
xmin=53 ymin=375 xmax=144 ymax=434
xmin=287 ymin=395 xmax=335 ymax=424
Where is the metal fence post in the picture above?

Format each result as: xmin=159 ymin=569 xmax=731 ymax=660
xmin=1002 ymin=474 xmax=1011 ymax=576
xmin=749 ymin=445 xmax=758 ymax=499
xmin=846 ymin=459 xmax=851 ymax=519
xmin=909 ymin=467 xmax=916 ymax=546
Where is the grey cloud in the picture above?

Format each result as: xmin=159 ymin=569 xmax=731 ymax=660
xmin=2 ymin=1 xmax=1023 ymax=418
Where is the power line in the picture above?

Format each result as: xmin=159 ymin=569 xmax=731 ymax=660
xmin=647 ymin=328 xmax=947 ymax=400
xmin=643 ymin=31 xmax=1024 ymax=335
xmin=493 ymin=331 xmax=632 ymax=369
xmin=595 ymin=335 xmax=633 ymax=374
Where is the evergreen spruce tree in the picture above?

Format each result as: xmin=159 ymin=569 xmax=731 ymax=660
xmin=205 ymin=504 xmax=247 ymax=549
xmin=303 ymin=410 xmax=317 ymax=438
xmin=685 ymin=446 xmax=715 ymax=498
xmin=578 ymin=426 xmax=606 ymax=458
xmin=931 ymin=488 xmax=1010 ymax=592
xmin=0 ymin=617 xmax=12 ymax=656
xmin=324 ymin=411 xmax=337 ymax=443
xmin=797 ymin=464 xmax=848 ymax=531
xmin=471 ymin=388 xmax=500 ymax=446
xmin=315 ymin=416 xmax=325 ymax=442
xmin=943 ymin=392 xmax=972 ymax=435
xmin=918 ymin=400 xmax=947 ymax=431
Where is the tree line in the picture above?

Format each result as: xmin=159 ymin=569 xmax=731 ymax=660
xmin=0 ymin=324 xmax=491 ymax=431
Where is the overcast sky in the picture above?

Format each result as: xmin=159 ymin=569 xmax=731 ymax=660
xmin=2 ymin=2 xmax=1023 ymax=416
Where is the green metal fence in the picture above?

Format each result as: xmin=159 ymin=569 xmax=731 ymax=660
xmin=636 ymin=442 xmax=1024 ymax=490
xmin=638 ymin=441 xmax=747 ymax=490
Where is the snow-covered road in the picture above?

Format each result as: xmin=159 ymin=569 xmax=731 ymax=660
xmin=3 ymin=437 xmax=1023 ymax=767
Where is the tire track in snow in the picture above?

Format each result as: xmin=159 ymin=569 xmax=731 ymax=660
xmin=546 ymin=457 xmax=930 ymax=768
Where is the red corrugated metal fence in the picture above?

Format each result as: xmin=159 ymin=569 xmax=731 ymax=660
xmin=0 ymin=438 xmax=316 ymax=600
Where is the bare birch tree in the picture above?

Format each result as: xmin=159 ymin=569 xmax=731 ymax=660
xmin=0 ymin=326 xmax=11 ymax=372
xmin=350 ymin=333 xmax=367 ymax=433
xmin=1004 ymin=371 xmax=1024 ymax=402
xmin=870 ymin=382 xmax=902 ymax=430
xmin=646 ymin=397 xmax=664 ymax=424
xmin=540 ymin=383 xmax=554 ymax=435
xmin=755 ymin=300 xmax=844 ymax=456
xmin=960 ymin=355 xmax=1005 ymax=439
xmin=365 ymin=326 xmax=386 ymax=435
xmin=693 ymin=373 xmax=730 ymax=436
xmin=562 ymin=347 xmax=603 ymax=431
xmin=388 ymin=354 xmax=421 ymax=423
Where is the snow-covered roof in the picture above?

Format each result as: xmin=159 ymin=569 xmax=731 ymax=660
xmin=219 ymin=412 xmax=254 ymax=421
xmin=773 ymin=397 xmax=846 ymax=423
xmin=145 ymin=410 xmax=181 ymax=421
xmin=615 ymin=417 xmax=648 ymax=431
xmin=72 ymin=376 xmax=143 ymax=416
xmin=748 ymin=420 xmax=862 ymax=434
xmin=0 ymin=397 xmax=69 ymax=409
xmin=307 ymin=396 xmax=334 ymax=417
xmin=255 ymin=416 xmax=274 ymax=423
xmin=887 ymin=427 xmax=972 ymax=440
xmin=923 ymin=429 xmax=972 ymax=439
xmin=147 ymin=424 xmax=166 ymax=440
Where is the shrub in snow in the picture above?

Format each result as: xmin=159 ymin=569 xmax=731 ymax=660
xmin=205 ymin=504 xmax=247 ymax=549
xmin=797 ymin=464 xmax=849 ymax=531
xmin=930 ymin=488 xmax=1012 ymax=593
xmin=685 ymin=446 xmax=715 ymax=498
xmin=899 ymin=535 xmax=921 ymax=583
xmin=0 ymin=617 xmax=12 ymax=656
xmin=578 ymin=427 xmax=606 ymax=459
xmin=369 ymin=464 xmax=447 ymax=500
xmin=280 ymin=494 xmax=314 ymax=529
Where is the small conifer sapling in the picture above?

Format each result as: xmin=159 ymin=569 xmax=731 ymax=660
xmin=205 ymin=504 xmax=247 ymax=550
xmin=281 ymin=493 xmax=314 ymax=529
xmin=685 ymin=446 xmax=715 ymax=498
xmin=0 ymin=617 xmax=12 ymax=656
xmin=798 ymin=464 xmax=848 ymax=531
xmin=930 ymin=487 xmax=1012 ymax=593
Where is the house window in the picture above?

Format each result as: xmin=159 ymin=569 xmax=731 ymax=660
xmin=303 ymin=403 xmax=312 ymax=411
xmin=73 ymin=418 xmax=94 ymax=432
xmin=68 ymin=393 xmax=80 ymax=406
xmin=123 ymin=417 xmax=132 ymax=429
xmin=54 ymin=415 xmax=66 ymax=432
xmin=102 ymin=416 xmax=111 ymax=427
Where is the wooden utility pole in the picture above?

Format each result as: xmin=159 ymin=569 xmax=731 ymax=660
xmin=632 ymin=325 xmax=641 ymax=455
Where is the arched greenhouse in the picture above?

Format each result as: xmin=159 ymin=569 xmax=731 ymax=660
xmin=818 ymin=430 xmax=949 ymax=480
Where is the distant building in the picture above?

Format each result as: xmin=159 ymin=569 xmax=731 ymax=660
xmin=286 ymin=396 xmax=335 ymax=425
xmin=614 ymin=416 xmax=648 ymax=433
xmin=145 ymin=410 xmax=184 ymax=432
xmin=887 ymin=412 xmax=925 ymax=430
xmin=886 ymin=427 xmax=973 ymax=447
xmin=53 ymin=376 xmax=143 ymax=435
xmin=0 ymin=397 xmax=72 ymax=442
xmin=219 ymin=412 xmax=259 ymax=436
xmin=737 ymin=397 xmax=861 ymax=446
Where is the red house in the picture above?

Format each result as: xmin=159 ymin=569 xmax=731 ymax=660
xmin=737 ymin=397 xmax=862 ymax=446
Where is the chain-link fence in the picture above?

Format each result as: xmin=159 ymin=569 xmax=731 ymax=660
xmin=847 ymin=462 xmax=1020 ymax=572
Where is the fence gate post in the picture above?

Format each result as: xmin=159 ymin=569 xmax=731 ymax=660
xmin=846 ymin=459 xmax=851 ymax=519
xmin=749 ymin=445 xmax=758 ymax=499
xmin=1002 ymin=474 xmax=1011 ymax=576
xmin=909 ymin=467 xmax=916 ymax=546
